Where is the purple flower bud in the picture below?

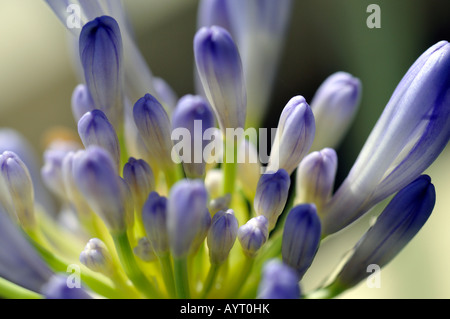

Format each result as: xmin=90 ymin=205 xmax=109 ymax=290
xmin=72 ymin=146 xmax=132 ymax=233
xmin=295 ymin=148 xmax=337 ymax=210
xmin=282 ymin=204 xmax=321 ymax=280
xmin=310 ymin=72 xmax=362 ymax=151
xmin=266 ymin=96 xmax=315 ymax=175
xmin=77 ymin=109 xmax=121 ymax=170
xmin=322 ymin=41 xmax=450 ymax=236
xmin=123 ymin=157 xmax=155 ymax=212
xmin=71 ymin=84 xmax=95 ymax=122
xmin=167 ymin=179 xmax=209 ymax=258
xmin=0 ymin=151 xmax=35 ymax=229
xmin=254 ymin=169 xmax=290 ymax=230
xmin=133 ymin=93 xmax=174 ymax=171
xmin=41 ymin=274 xmax=92 ymax=299
xmin=238 ymin=215 xmax=269 ymax=258
xmin=172 ymin=94 xmax=215 ymax=178
xmin=257 ymin=259 xmax=300 ymax=299
xmin=142 ymin=192 xmax=169 ymax=255
xmin=207 ymin=209 xmax=238 ymax=264
xmin=334 ymin=175 xmax=435 ymax=289
xmin=194 ymin=26 xmax=246 ymax=132
xmin=79 ymin=16 xmax=124 ymax=129
xmin=79 ymin=238 xmax=115 ymax=276
xmin=190 ymin=209 xmax=212 ymax=255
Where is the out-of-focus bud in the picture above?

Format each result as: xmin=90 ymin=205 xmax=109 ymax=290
xmin=238 ymin=215 xmax=269 ymax=258
xmin=77 ymin=109 xmax=121 ymax=170
xmin=71 ymin=84 xmax=95 ymax=122
xmin=295 ymin=148 xmax=337 ymax=211
xmin=123 ymin=157 xmax=155 ymax=213
xmin=194 ymin=26 xmax=246 ymax=132
xmin=153 ymin=77 xmax=178 ymax=113
xmin=254 ymin=169 xmax=290 ymax=230
xmin=79 ymin=16 xmax=124 ymax=129
xmin=41 ymin=274 xmax=92 ymax=299
xmin=142 ymin=192 xmax=169 ymax=255
xmin=207 ymin=209 xmax=238 ymax=265
xmin=133 ymin=237 xmax=157 ymax=262
xmin=266 ymin=96 xmax=315 ymax=175
xmin=310 ymin=72 xmax=362 ymax=151
xmin=282 ymin=204 xmax=321 ymax=280
xmin=79 ymin=238 xmax=115 ymax=276
xmin=257 ymin=259 xmax=300 ymax=299
xmin=204 ymin=169 xmax=223 ymax=199
xmin=208 ymin=194 xmax=231 ymax=216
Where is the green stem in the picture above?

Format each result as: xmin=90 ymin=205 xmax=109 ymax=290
xmin=0 ymin=277 xmax=43 ymax=299
xmin=173 ymin=257 xmax=190 ymax=299
xmin=200 ymin=263 xmax=220 ymax=298
xmin=226 ymin=255 xmax=254 ymax=298
xmin=164 ymin=163 xmax=184 ymax=189
xmin=222 ymin=140 xmax=238 ymax=196
xmin=112 ymin=231 xmax=161 ymax=298
xmin=158 ymin=252 xmax=176 ymax=298
xmin=304 ymin=281 xmax=347 ymax=299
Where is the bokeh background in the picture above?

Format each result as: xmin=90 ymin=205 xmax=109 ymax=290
xmin=0 ymin=0 xmax=448 ymax=298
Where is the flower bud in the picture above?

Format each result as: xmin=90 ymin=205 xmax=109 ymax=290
xmin=79 ymin=16 xmax=124 ymax=129
xmin=238 ymin=215 xmax=269 ymax=258
xmin=78 ymin=109 xmax=121 ymax=170
xmin=71 ymin=84 xmax=95 ymax=122
xmin=197 ymin=0 xmax=232 ymax=31
xmin=79 ymin=238 xmax=115 ymax=276
xmin=295 ymin=148 xmax=337 ymax=210
xmin=194 ymin=26 xmax=246 ymax=132
xmin=123 ymin=157 xmax=155 ymax=212
xmin=257 ymin=259 xmax=300 ymax=299
xmin=142 ymin=192 xmax=169 ymax=255
xmin=41 ymin=274 xmax=92 ymax=299
xmin=333 ymin=175 xmax=435 ymax=289
xmin=254 ymin=169 xmax=290 ymax=230
xmin=266 ymin=96 xmax=315 ymax=175
xmin=207 ymin=209 xmax=238 ymax=265
xmin=133 ymin=93 xmax=174 ymax=171
xmin=204 ymin=169 xmax=223 ymax=200
xmin=190 ymin=209 xmax=212 ymax=255
xmin=133 ymin=237 xmax=157 ymax=262
xmin=172 ymin=95 xmax=215 ymax=178
xmin=0 ymin=151 xmax=35 ymax=229
xmin=208 ymin=193 xmax=231 ymax=216
xmin=282 ymin=204 xmax=321 ymax=280
xmin=310 ymin=72 xmax=362 ymax=151
xmin=167 ymin=179 xmax=209 ymax=258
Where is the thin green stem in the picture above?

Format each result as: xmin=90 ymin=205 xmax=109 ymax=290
xmin=226 ymin=255 xmax=254 ymax=298
xmin=173 ymin=257 xmax=190 ymax=299
xmin=0 ymin=277 xmax=43 ymax=299
xmin=158 ymin=252 xmax=176 ymax=298
xmin=112 ymin=231 xmax=161 ymax=298
xmin=200 ymin=263 xmax=220 ymax=298
xmin=164 ymin=163 xmax=184 ymax=189
xmin=222 ymin=140 xmax=238 ymax=196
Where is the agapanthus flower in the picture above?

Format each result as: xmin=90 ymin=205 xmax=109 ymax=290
xmin=0 ymin=0 xmax=447 ymax=301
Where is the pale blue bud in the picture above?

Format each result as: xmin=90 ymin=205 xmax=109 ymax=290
xmin=266 ymin=96 xmax=315 ymax=175
xmin=190 ymin=209 xmax=212 ymax=255
xmin=79 ymin=238 xmax=115 ymax=276
xmin=254 ymin=169 xmax=291 ymax=230
xmin=41 ymin=274 xmax=92 ymax=299
xmin=142 ymin=192 xmax=169 ymax=255
xmin=257 ymin=259 xmax=300 ymax=299
xmin=123 ymin=157 xmax=155 ymax=212
xmin=194 ymin=26 xmax=246 ymax=132
xmin=207 ymin=209 xmax=238 ymax=264
xmin=238 ymin=215 xmax=269 ymax=258
xmin=133 ymin=237 xmax=157 ymax=262
xmin=71 ymin=84 xmax=95 ymax=122
xmin=77 ymin=109 xmax=121 ymax=170
xmin=282 ymin=204 xmax=321 ymax=280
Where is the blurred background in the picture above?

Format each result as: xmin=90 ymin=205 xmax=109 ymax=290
xmin=0 ymin=0 xmax=448 ymax=298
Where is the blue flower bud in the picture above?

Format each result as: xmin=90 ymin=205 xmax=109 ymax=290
xmin=295 ymin=148 xmax=337 ymax=210
xmin=0 ymin=207 xmax=53 ymax=292
xmin=257 ymin=259 xmax=300 ymax=299
xmin=167 ymin=179 xmax=209 ymax=258
xmin=79 ymin=16 xmax=124 ymax=129
xmin=133 ymin=93 xmax=174 ymax=171
xmin=266 ymin=96 xmax=315 ymax=175
xmin=0 ymin=151 xmax=35 ymax=230
xmin=142 ymin=192 xmax=169 ymax=255
xmin=322 ymin=41 xmax=450 ymax=236
xmin=207 ymin=209 xmax=238 ymax=264
xmin=71 ymin=84 xmax=95 ymax=122
xmin=282 ymin=204 xmax=321 ymax=280
xmin=133 ymin=237 xmax=157 ymax=262
xmin=194 ymin=26 xmax=246 ymax=131
xmin=78 ymin=109 xmax=121 ymax=170
xmin=333 ymin=175 xmax=435 ymax=289
xmin=79 ymin=238 xmax=115 ymax=276
xmin=238 ymin=215 xmax=269 ymax=258
xmin=208 ymin=194 xmax=231 ymax=216
xmin=123 ymin=157 xmax=155 ymax=212
xmin=41 ymin=274 xmax=92 ymax=299
xmin=72 ymin=146 xmax=132 ymax=233
xmin=190 ymin=209 xmax=212 ymax=255
xmin=172 ymin=94 xmax=215 ymax=178
xmin=310 ymin=72 xmax=362 ymax=151
xmin=254 ymin=169 xmax=290 ymax=230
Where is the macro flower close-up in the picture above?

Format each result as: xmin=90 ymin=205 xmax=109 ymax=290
xmin=0 ymin=0 xmax=449 ymax=302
